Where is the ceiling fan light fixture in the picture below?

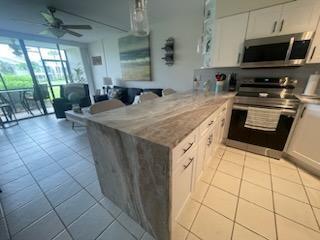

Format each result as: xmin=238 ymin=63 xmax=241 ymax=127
xmin=130 ymin=0 xmax=149 ymax=36
xmin=49 ymin=28 xmax=66 ymax=38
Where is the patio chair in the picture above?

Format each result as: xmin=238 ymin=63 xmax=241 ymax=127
xmin=0 ymin=96 xmax=18 ymax=128
xmin=23 ymin=84 xmax=50 ymax=115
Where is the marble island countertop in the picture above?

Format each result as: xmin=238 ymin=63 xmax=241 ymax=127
xmin=88 ymin=91 xmax=235 ymax=149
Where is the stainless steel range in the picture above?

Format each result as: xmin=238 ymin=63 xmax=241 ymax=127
xmin=226 ymin=77 xmax=300 ymax=159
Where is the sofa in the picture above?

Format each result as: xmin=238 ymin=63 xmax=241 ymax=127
xmin=53 ymin=84 xmax=91 ymax=119
xmin=99 ymin=86 xmax=163 ymax=105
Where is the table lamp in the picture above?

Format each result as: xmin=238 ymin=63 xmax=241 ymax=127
xmin=103 ymin=77 xmax=113 ymax=94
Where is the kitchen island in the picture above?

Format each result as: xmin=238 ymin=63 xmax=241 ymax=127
xmin=87 ymin=91 xmax=235 ymax=240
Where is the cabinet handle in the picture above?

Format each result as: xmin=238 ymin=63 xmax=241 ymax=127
xmin=207 ymin=134 xmax=213 ymax=146
xmin=279 ymin=19 xmax=284 ymax=32
xmin=237 ymin=53 xmax=241 ymax=64
xmin=221 ymin=119 xmax=225 ymax=127
xmin=310 ymin=46 xmax=316 ymax=61
xmin=208 ymin=120 xmax=214 ymax=126
xmin=183 ymin=157 xmax=194 ymax=169
xmin=300 ymin=107 xmax=306 ymax=119
xmin=183 ymin=142 xmax=194 ymax=153
xmin=272 ymin=21 xmax=277 ymax=33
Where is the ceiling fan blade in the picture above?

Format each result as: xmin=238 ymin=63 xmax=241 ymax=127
xmin=9 ymin=18 xmax=43 ymax=26
xmin=41 ymin=11 xmax=55 ymax=24
xmin=64 ymin=29 xmax=82 ymax=37
xmin=62 ymin=25 xmax=92 ymax=30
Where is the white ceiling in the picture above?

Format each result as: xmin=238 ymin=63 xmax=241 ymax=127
xmin=0 ymin=0 xmax=202 ymax=43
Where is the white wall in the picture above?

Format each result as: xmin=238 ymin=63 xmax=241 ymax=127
xmin=88 ymin=8 xmax=203 ymax=92
xmin=216 ymin=0 xmax=295 ymax=18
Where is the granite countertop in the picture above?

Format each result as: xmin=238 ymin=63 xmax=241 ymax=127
xmin=88 ymin=91 xmax=235 ymax=148
xmin=295 ymin=95 xmax=320 ymax=105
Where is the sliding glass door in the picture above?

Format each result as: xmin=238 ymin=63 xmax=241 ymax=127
xmin=0 ymin=36 xmax=45 ymax=119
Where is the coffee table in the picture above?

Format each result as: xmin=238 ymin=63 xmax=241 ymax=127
xmin=65 ymin=107 xmax=91 ymax=128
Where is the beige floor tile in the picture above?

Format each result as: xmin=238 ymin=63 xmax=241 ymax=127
xmin=232 ymin=224 xmax=266 ymax=240
xmin=270 ymin=164 xmax=301 ymax=184
xmin=306 ymin=187 xmax=320 ymax=208
xmin=274 ymin=193 xmax=318 ymax=231
xmin=240 ymin=181 xmax=273 ymax=211
xmin=226 ymin=147 xmax=246 ymax=156
xmin=203 ymin=186 xmax=238 ymax=220
xmin=272 ymin=176 xmax=309 ymax=203
xmin=276 ymin=215 xmax=320 ymax=240
xmin=191 ymin=181 xmax=209 ymax=203
xmin=208 ymin=157 xmax=221 ymax=170
xmin=299 ymin=169 xmax=320 ymax=191
xmin=312 ymin=207 xmax=320 ymax=227
xmin=243 ymin=167 xmax=271 ymax=190
xmin=246 ymin=152 xmax=269 ymax=161
xmin=177 ymin=199 xmax=201 ymax=230
xmin=172 ymin=223 xmax=188 ymax=240
xmin=270 ymin=158 xmax=296 ymax=170
xmin=215 ymin=147 xmax=225 ymax=159
xmin=245 ymin=156 xmax=270 ymax=174
xmin=218 ymin=161 xmax=243 ymax=179
xmin=201 ymin=168 xmax=216 ymax=184
xmin=211 ymin=171 xmax=241 ymax=195
xmin=191 ymin=205 xmax=233 ymax=240
xmin=236 ymin=199 xmax=276 ymax=240
xmin=223 ymin=151 xmax=245 ymax=166
xmin=186 ymin=233 xmax=201 ymax=240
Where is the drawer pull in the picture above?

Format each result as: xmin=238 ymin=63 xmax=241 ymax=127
xmin=183 ymin=157 xmax=194 ymax=169
xmin=208 ymin=120 xmax=214 ymax=126
xmin=183 ymin=142 xmax=194 ymax=153
xmin=207 ymin=134 xmax=213 ymax=146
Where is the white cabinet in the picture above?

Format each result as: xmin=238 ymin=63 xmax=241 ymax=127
xmin=246 ymin=5 xmax=282 ymax=39
xmin=246 ymin=0 xmax=320 ymax=39
xmin=307 ymin=22 xmax=320 ymax=63
xmin=196 ymin=135 xmax=207 ymax=181
xmin=280 ymin=0 xmax=319 ymax=35
xmin=172 ymin=147 xmax=196 ymax=219
xmin=287 ymin=104 xmax=320 ymax=169
xmin=211 ymin=12 xmax=249 ymax=67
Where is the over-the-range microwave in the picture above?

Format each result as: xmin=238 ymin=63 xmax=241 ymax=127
xmin=240 ymin=32 xmax=314 ymax=68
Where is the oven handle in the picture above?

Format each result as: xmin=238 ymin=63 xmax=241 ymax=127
xmin=232 ymin=104 xmax=297 ymax=116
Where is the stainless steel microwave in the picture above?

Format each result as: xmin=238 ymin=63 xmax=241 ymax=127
xmin=240 ymin=32 xmax=314 ymax=68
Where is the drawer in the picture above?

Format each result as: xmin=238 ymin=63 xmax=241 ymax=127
xmin=199 ymin=111 xmax=218 ymax=137
xmin=172 ymin=130 xmax=198 ymax=166
xmin=219 ymin=102 xmax=228 ymax=115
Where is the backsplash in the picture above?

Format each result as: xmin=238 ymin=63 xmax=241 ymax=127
xmin=194 ymin=64 xmax=320 ymax=94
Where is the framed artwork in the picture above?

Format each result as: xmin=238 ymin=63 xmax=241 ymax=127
xmin=118 ymin=35 xmax=151 ymax=81
xmin=92 ymin=56 xmax=102 ymax=65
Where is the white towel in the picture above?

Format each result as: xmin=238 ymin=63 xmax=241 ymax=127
xmin=245 ymin=107 xmax=281 ymax=131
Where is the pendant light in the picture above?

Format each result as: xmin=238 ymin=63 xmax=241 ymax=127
xmin=130 ymin=0 xmax=150 ymax=36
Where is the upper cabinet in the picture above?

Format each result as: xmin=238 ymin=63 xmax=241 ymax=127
xmin=307 ymin=22 xmax=320 ymax=63
xmin=246 ymin=0 xmax=320 ymax=40
xmin=246 ymin=5 xmax=282 ymax=39
xmin=280 ymin=0 xmax=319 ymax=35
xmin=211 ymin=12 xmax=249 ymax=68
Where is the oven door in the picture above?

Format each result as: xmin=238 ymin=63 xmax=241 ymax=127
xmin=228 ymin=104 xmax=295 ymax=151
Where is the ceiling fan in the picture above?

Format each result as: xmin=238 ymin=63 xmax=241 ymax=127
xmin=40 ymin=7 xmax=92 ymax=38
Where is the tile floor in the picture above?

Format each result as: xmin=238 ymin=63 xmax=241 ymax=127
xmin=175 ymin=146 xmax=320 ymax=240
xmin=0 ymin=115 xmax=153 ymax=240
xmin=1 ymin=115 xmax=320 ymax=240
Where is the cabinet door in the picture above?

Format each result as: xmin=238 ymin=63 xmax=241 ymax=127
xmin=288 ymin=105 xmax=320 ymax=167
xmin=279 ymin=0 xmax=319 ymax=35
xmin=246 ymin=5 xmax=283 ymax=39
xmin=172 ymin=149 xmax=195 ymax=219
xmin=196 ymin=136 xmax=207 ymax=181
xmin=211 ymin=12 xmax=249 ymax=67
xmin=307 ymin=23 xmax=320 ymax=63
xmin=204 ymin=129 xmax=214 ymax=167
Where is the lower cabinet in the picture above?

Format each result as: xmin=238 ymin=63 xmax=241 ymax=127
xmin=171 ymin=101 xmax=230 ymax=225
xmin=287 ymin=104 xmax=320 ymax=170
xmin=172 ymin=147 xmax=196 ymax=219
